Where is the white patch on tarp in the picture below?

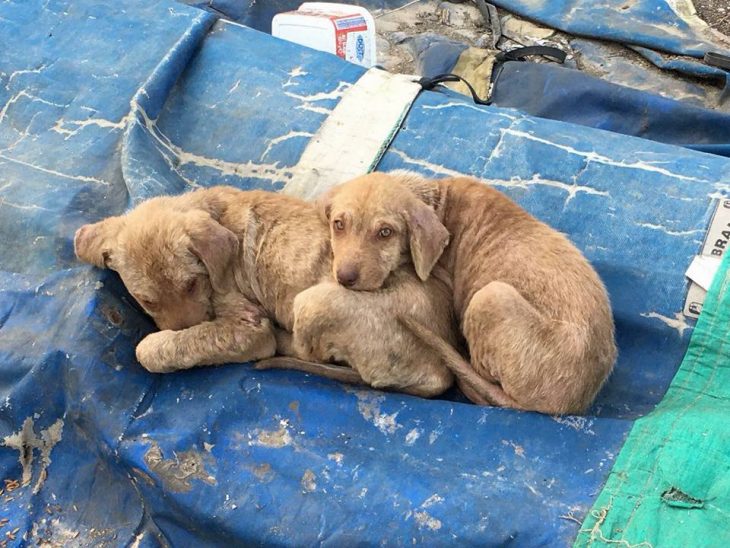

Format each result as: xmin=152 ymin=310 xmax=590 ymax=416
xmin=411 ymin=494 xmax=445 ymax=531
xmin=404 ymin=428 xmax=421 ymax=445
xmin=352 ymin=391 xmax=402 ymax=435
xmin=413 ymin=511 xmax=442 ymax=531
xmin=282 ymin=69 xmax=423 ymax=200
xmin=2 ymin=416 xmax=64 ymax=494
xmin=391 ymin=149 xmax=611 ymax=207
xmin=501 ymin=439 xmax=526 ymax=458
xmin=428 ymin=424 xmax=444 ymax=444
xmin=249 ymin=419 xmax=294 ymax=448
xmin=499 ymin=128 xmax=708 ymax=183
xmin=301 ymin=469 xmax=317 ymax=493
xmin=261 ymin=130 xmax=314 ymax=160
xmin=283 ymin=80 xmax=351 ymax=115
xmin=282 ymin=66 xmax=308 ymax=88
xmin=129 ymin=532 xmax=145 ymax=548
xmin=637 ymin=222 xmax=703 ymax=237
xmin=30 ymin=517 xmax=80 ymax=546
xmin=421 ymin=494 xmax=444 ymax=508
xmin=143 ymin=442 xmax=217 ymax=492
xmin=641 ymin=311 xmax=691 ymax=337
xmin=551 ymin=415 xmax=596 ymax=435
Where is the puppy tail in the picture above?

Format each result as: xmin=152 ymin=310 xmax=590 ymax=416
xmin=397 ymin=315 xmax=518 ymax=408
xmin=255 ymin=356 xmax=368 ymax=386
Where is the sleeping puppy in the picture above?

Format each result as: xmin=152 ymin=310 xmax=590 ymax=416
xmin=74 ymin=186 xmax=455 ymax=398
xmin=317 ymin=171 xmax=617 ymax=415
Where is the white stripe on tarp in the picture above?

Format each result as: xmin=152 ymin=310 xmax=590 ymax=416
xmin=282 ymin=68 xmax=422 ymax=200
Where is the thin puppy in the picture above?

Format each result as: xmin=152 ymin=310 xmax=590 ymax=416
xmin=318 ymin=172 xmax=617 ymax=414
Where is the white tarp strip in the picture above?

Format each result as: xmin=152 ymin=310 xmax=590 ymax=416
xmin=282 ymin=68 xmax=422 ymax=200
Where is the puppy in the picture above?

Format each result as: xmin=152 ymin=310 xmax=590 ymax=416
xmin=318 ymin=171 xmax=617 ymax=414
xmin=261 ymin=266 xmax=456 ymax=397
xmin=74 ymin=186 xmax=454 ymax=397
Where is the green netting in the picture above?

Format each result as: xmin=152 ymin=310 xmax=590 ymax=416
xmin=575 ymin=255 xmax=730 ymax=547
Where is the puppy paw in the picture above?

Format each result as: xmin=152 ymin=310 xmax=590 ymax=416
xmin=135 ymin=331 xmax=180 ymax=373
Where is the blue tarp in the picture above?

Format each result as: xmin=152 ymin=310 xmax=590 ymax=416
xmin=2 ymin=0 xmax=730 ymax=545
xmin=183 ymin=0 xmax=409 ymax=33
xmin=490 ymin=61 xmax=730 ymax=157
xmin=487 ymin=0 xmax=729 ymax=60
xmin=189 ymin=0 xmax=730 ymax=86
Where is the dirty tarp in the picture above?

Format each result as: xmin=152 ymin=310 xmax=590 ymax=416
xmin=190 ymin=0 xmax=730 ymax=84
xmin=190 ymin=0 xmax=730 ymax=152
xmin=183 ymin=0 xmax=410 ymax=33
xmin=2 ymin=0 xmax=730 ymax=545
xmin=486 ymin=0 xmax=730 ymax=60
xmin=185 ymin=0 xmax=730 ymax=62
xmin=490 ymin=60 xmax=730 ymax=157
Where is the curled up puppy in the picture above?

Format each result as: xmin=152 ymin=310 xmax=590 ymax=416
xmin=318 ymin=171 xmax=617 ymax=415
xmin=74 ymin=186 xmax=455 ymax=398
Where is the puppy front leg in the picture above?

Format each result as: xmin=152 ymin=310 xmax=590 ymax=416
xmin=136 ymin=317 xmax=277 ymax=373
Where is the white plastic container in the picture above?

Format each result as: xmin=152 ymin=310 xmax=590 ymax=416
xmin=272 ymin=3 xmax=377 ymax=68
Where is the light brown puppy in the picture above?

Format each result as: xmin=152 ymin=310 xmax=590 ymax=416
xmin=319 ymin=171 xmax=617 ymax=414
xmin=74 ymin=186 xmax=454 ymax=397
xmin=265 ymin=266 xmax=456 ymax=397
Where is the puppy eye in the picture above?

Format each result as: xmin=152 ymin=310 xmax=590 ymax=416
xmin=185 ymin=278 xmax=197 ymax=294
xmin=333 ymin=219 xmax=345 ymax=232
xmin=378 ymin=227 xmax=393 ymax=239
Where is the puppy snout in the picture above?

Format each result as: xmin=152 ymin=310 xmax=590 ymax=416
xmin=336 ymin=266 xmax=359 ymax=287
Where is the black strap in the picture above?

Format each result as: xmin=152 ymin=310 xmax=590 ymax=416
xmin=705 ymin=51 xmax=730 ymax=71
xmin=495 ymin=45 xmax=568 ymax=64
xmin=418 ymin=73 xmax=491 ymax=105
xmin=490 ymin=45 xmax=568 ymax=92
xmin=418 ymin=46 xmax=568 ymax=107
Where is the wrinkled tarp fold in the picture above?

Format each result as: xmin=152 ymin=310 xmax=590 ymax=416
xmin=1 ymin=0 xmax=729 ymax=545
xmin=490 ymin=61 xmax=730 ymax=157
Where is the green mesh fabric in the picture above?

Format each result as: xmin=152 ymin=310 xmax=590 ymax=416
xmin=576 ymin=255 xmax=730 ymax=547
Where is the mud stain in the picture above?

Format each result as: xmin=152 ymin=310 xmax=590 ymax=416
xmin=301 ymin=469 xmax=317 ymax=493
xmin=2 ymin=416 xmax=64 ymax=494
xmin=143 ymin=442 xmax=217 ymax=492
xmin=250 ymin=420 xmax=293 ymax=448
xmin=251 ymin=462 xmax=274 ymax=483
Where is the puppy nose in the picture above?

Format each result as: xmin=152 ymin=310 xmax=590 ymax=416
xmin=337 ymin=267 xmax=359 ymax=287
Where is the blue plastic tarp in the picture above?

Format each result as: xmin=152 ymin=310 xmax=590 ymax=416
xmin=187 ymin=0 xmax=730 ymax=87
xmin=490 ymin=60 xmax=730 ymax=157
xmin=2 ymin=0 xmax=730 ymax=545
xmin=488 ymin=0 xmax=729 ymax=60
xmin=183 ymin=0 xmax=409 ymax=33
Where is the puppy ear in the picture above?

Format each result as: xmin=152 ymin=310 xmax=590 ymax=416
xmin=185 ymin=211 xmax=239 ymax=293
xmin=315 ymin=185 xmax=340 ymax=224
xmin=74 ymin=216 xmax=125 ymax=269
xmin=406 ymin=201 xmax=450 ymax=281
xmin=389 ymin=170 xmax=443 ymax=210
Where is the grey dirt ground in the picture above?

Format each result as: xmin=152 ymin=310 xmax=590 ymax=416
xmin=695 ymin=0 xmax=730 ymax=37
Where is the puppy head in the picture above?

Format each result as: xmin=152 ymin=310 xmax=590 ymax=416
xmin=317 ymin=171 xmax=449 ymax=291
xmin=74 ymin=197 xmax=238 ymax=330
